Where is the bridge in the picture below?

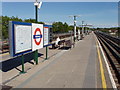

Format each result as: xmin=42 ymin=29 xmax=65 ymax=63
xmin=0 ymin=31 xmax=120 ymax=89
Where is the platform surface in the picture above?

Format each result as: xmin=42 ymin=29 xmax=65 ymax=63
xmin=17 ymin=33 xmax=99 ymax=88
xmin=1 ymin=33 xmax=113 ymax=88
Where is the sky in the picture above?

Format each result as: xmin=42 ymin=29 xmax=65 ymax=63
xmin=1 ymin=0 xmax=120 ymax=2
xmin=2 ymin=2 xmax=118 ymax=28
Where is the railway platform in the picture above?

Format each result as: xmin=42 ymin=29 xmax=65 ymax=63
xmin=0 ymin=32 xmax=118 ymax=89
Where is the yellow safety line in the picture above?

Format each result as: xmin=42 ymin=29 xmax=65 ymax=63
xmin=0 ymin=52 xmax=9 ymax=57
xmin=96 ymin=41 xmax=107 ymax=89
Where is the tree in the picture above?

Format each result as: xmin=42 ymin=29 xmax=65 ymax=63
xmin=63 ymin=22 xmax=69 ymax=32
xmin=68 ymin=25 xmax=74 ymax=31
xmin=10 ymin=16 xmax=23 ymax=22
xmin=52 ymin=22 xmax=64 ymax=33
xmin=2 ymin=16 xmax=23 ymax=39
xmin=24 ymin=18 xmax=36 ymax=23
xmin=2 ymin=16 xmax=10 ymax=39
xmin=2 ymin=16 xmax=45 ymax=39
xmin=24 ymin=19 xmax=44 ymax=24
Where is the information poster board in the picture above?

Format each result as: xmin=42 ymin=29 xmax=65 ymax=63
xmin=9 ymin=21 xmax=32 ymax=57
xmin=32 ymin=23 xmax=43 ymax=51
xmin=43 ymin=27 xmax=49 ymax=46
xmin=15 ymin=25 xmax=32 ymax=53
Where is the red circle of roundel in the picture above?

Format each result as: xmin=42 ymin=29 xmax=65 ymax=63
xmin=34 ymin=28 xmax=42 ymax=45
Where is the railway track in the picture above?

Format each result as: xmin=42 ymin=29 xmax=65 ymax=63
xmin=95 ymin=31 xmax=120 ymax=89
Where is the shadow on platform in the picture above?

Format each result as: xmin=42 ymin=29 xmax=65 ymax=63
xmin=49 ymin=46 xmax=70 ymax=50
xmin=0 ymin=52 xmax=44 ymax=72
xmin=58 ymin=46 xmax=71 ymax=50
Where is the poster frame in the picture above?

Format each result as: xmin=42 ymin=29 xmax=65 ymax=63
xmin=9 ymin=21 xmax=32 ymax=57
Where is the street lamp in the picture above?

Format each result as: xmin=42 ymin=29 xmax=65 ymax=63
xmin=34 ymin=0 xmax=42 ymax=64
xmin=82 ymin=21 xmax=84 ymax=36
xmin=79 ymin=21 xmax=92 ymax=36
xmin=69 ymin=15 xmax=80 ymax=42
xmin=34 ymin=0 xmax=42 ymax=22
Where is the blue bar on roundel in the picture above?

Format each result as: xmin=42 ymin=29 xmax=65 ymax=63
xmin=33 ymin=35 xmax=42 ymax=39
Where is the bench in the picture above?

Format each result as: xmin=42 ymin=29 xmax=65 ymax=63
xmin=51 ymin=43 xmax=56 ymax=49
xmin=51 ymin=40 xmax=65 ymax=49
xmin=65 ymin=40 xmax=75 ymax=49
xmin=58 ymin=40 xmax=65 ymax=48
xmin=51 ymin=39 xmax=74 ymax=49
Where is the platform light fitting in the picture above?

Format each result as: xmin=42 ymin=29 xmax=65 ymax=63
xmin=34 ymin=0 xmax=42 ymax=9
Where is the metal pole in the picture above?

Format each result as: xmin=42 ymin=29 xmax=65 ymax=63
xmin=35 ymin=5 xmax=38 ymax=23
xmin=85 ymin=24 xmax=87 ymax=35
xmin=34 ymin=2 xmax=38 ymax=65
xmin=20 ymin=54 xmax=25 ymax=74
xmin=70 ymin=31 xmax=73 ymax=43
xmin=82 ymin=21 xmax=84 ymax=38
xmin=74 ymin=16 xmax=76 ymax=42
xmin=45 ymin=46 xmax=48 ymax=60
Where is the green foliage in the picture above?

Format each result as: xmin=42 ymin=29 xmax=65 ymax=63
xmin=63 ymin=22 xmax=69 ymax=32
xmin=52 ymin=22 xmax=70 ymax=33
xmin=2 ymin=16 xmax=44 ymax=39
xmin=68 ymin=25 xmax=74 ymax=31
xmin=52 ymin=22 xmax=63 ymax=33
xmin=24 ymin=19 xmax=45 ymax=24
xmin=2 ymin=16 xmax=119 ymax=39
xmin=10 ymin=16 xmax=23 ymax=22
xmin=24 ymin=18 xmax=36 ymax=23
xmin=38 ymin=22 xmax=45 ymax=24
xmin=2 ymin=16 xmax=23 ymax=39
xmin=2 ymin=16 xmax=10 ymax=39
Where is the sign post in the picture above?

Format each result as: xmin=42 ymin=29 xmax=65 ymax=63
xmin=34 ymin=1 xmax=38 ymax=65
xmin=34 ymin=0 xmax=43 ymax=65
xmin=34 ymin=50 xmax=38 ymax=64
xmin=45 ymin=47 xmax=48 ymax=60
xmin=20 ymin=54 xmax=26 ymax=74
xmin=32 ymin=23 xmax=43 ymax=64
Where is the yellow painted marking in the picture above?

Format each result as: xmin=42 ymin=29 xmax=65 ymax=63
xmin=0 ymin=52 xmax=9 ymax=57
xmin=96 ymin=41 xmax=107 ymax=89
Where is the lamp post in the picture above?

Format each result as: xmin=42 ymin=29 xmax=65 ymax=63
xmin=34 ymin=0 xmax=42 ymax=65
xmin=74 ymin=16 xmax=77 ymax=42
xmin=79 ymin=22 xmax=92 ymax=37
xmin=85 ymin=23 xmax=87 ymax=35
xmin=69 ymin=15 xmax=80 ymax=42
xmin=35 ymin=1 xmax=38 ymax=22
xmin=34 ymin=0 xmax=42 ymax=22
xmin=82 ymin=21 xmax=84 ymax=36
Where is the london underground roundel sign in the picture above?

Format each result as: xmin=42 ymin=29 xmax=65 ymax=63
xmin=33 ymin=28 xmax=42 ymax=45
xmin=32 ymin=23 xmax=43 ymax=51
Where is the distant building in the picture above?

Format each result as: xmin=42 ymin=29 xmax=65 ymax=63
xmin=109 ymin=30 xmax=118 ymax=35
